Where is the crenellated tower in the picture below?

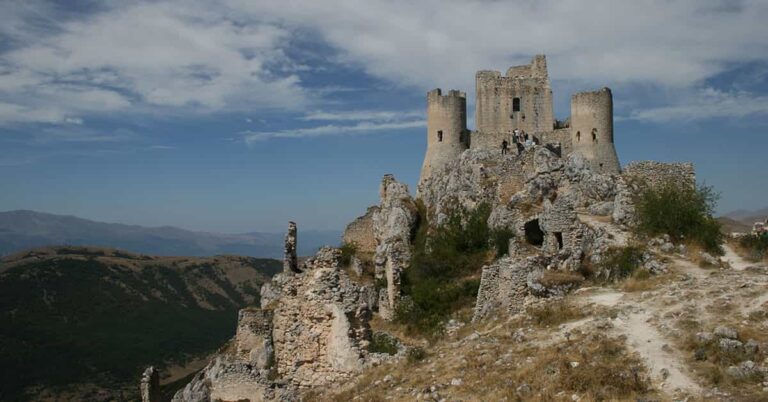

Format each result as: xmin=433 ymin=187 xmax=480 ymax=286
xmin=419 ymin=89 xmax=468 ymax=184
xmin=570 ymin=88 xmax=620 ymax=174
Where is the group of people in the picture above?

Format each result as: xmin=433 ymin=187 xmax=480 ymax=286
xmin=501 ymin=128 xmax=536 ymax=155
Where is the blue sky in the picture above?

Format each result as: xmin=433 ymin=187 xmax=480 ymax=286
xmin=1 ymin=0 xmax=767 ymax=233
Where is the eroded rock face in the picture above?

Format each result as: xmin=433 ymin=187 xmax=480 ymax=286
xmin=271 ymin=246 xmax=372 ymax=387
xmin=373 ymin=175 xmax=418 ymax=320
xmin=171 ymin=230 xmax=374 ymax=401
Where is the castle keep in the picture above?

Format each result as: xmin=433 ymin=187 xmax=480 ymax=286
xmin=420 ymin=55 xmax=621 ymax=185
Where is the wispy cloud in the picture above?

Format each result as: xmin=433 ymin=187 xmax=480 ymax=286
xmin=0 ymin=1 xmax=305 ymax=127
xmin=628 ymin=88 xmax=768 ymax=123
xmin=243 ymin=120 xmax=424 ymax=143
xmin=301 ymin=109 xmax=421 ymax=121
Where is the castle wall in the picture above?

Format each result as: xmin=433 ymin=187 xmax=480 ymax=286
xmin=419 ymin=89 xmax=468 ymax=183
xmin=537 ymin=128 xmax=572 ymax=156
xmin=474 ymin=55 xmax=554 ymax=138
xmin=342 ymin=205 xmax=379 ymax=255
xmin=570 ymin=88 xmax=620 ymax=174
xmin=622 ymin=161 xmax=696 ymax=190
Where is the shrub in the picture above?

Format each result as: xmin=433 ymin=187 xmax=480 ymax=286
xmin=396 ymin=203 xmax=491 ymax=335
xmin=406 ymin=346 xmax=426 ymax=364
xmin=491 ymin=228 xmax=515 ymax=257
xmin=633 ymin=182 xmax=723 ymax=254
xmin=738 ymin=233 xmax=768 ymax=262
xmin=599 ymin=245 xmax=645 ymax=281
xmin=368 ymin=332 xmax=399 ymax=355
xmin=339 ymin=242 xmax=357 ymax=267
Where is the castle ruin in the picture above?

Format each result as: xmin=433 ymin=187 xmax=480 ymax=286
xmin=420 ymin=55 xmax=621 ymax=187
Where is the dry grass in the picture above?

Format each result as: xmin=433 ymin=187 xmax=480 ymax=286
xmin=538 ymin=271 xmax=585 ymax=288
xmin=308 ymin=328 xmax=654 ymax=402
xmin=527 ymin=298 xmax=585 ymax=328
xmin=621 ymin=270 xmax=674 ymax=293
xmin=675 ymin=317 xmax=768 ymax=399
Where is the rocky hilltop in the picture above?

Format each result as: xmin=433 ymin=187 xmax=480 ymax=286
xmin=146 ymin=137 xmax=767 ymax=401
xmin=148 ymin=56 xmax=767 ymax=401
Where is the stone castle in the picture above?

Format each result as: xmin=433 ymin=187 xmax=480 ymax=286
xmin=149 ymin=54 xmax=699 ymax=402
xmin=420 ymin=55 xmax=620 ymax=185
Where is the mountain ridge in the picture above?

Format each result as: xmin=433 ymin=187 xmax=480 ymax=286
xmin=0 ymin=210 xmax=341 ymax=258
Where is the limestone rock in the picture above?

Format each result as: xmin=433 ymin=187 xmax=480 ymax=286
xmin=140 ymin=366 xmax=161 ymax=402
xmin=373 ymin=175 xmax=418 ymax=320
xmin=714 ymin=326 xmax=739 ymax=340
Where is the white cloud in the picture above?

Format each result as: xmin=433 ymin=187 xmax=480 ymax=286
xmin=230 ymin=0 xmax=768 ymax=91
xmin=301 ymin=110 xmax=421 ymax=121
xmin=243 ymin=120 xmax=424 ymax=143
xmin=628 ymin=88 xmax=768 ymax=123
xmin=2 ymin=0 xmax=768 ymax=131
xmin=0 ymin=1 xmax=305 ymax=127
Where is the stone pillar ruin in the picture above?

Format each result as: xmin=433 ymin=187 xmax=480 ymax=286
xmin=140 ymin=366 xmax=161 ymax=402
xmin=283 ymin=221 xmax=299 ymax=274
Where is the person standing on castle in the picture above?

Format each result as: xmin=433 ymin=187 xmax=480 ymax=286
xmin=501 ymin=139 xmax=509 ymax=155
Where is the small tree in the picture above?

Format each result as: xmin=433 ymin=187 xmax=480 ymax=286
xmin=634 ymin=182 xmax=723 ymax=254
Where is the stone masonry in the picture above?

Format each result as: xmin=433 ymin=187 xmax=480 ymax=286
xmin=343 ymin=205 xmax=380 ymax=255
xmin=283 ymin=221 xmax=298 ymax=274
xmin=622 ymin=161 xmax=696 ymax=190
xmin=420 ymin=55 xmax=621 ymax=187
xmin=373 ymin=174 xmax=418 ymax=320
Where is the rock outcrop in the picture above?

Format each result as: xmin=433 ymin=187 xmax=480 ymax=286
xmin=140 ymin=366 xmax=161 ymax=402
xmin=373 ymin=175 xmax=418 ymax=320
xmin=170 ymin=224 xmax=375 ymax=401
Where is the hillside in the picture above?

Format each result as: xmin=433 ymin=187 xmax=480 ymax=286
xmin=717 ymin=216 xmax=752 ymax=234
xmin=0 ymin=246 xmax=280 ymax=401
xmin=724 ymin=207 xmax=768 ymax=226
xmin=0 ymin=210 xmax=341 ymax=258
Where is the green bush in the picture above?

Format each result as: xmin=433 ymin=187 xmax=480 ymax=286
xmin=406 ymin=346 xmax=427 ymax=364
xmin=739 ymin=233 xmax=768 ymax=261
xmin=599 ymin=245 xmax=645 ymax=281
xmin=634 ymin=182 xmax=723 ymax=254
xmin=396 ymin=203 xmax=491 ymax=336
xmin=339 ymin=242 xmax=357 ymax=267
xmin=368 ymin=332 xmax=399 ymax=355
xmin=491 ymin=228 xmax=515 ymax=257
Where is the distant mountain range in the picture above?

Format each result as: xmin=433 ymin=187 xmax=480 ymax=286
xmin=0 ymin=210 xmax=341 ymax=258
xmin=722 ymin=207 xmax=768 ymax=226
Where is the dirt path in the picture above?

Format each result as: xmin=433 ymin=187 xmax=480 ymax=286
xmin=618 ymin=309 xmax=701 ymax=394
xmin=721 ymin=244 xmax=758 ymax=271
xmin=578 ymin=285 xmax=703 ymax=396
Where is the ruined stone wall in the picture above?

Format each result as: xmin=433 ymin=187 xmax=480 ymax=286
xmin=473 ymin=256 xmax=545 ymax=321
xmin=537 ymin=128 xmax=572 ymax=157
xmin=373 ymin=175 xmax=418 ymax=320
xmin=622 ymin=161 xmax=696 ymax=190
xmin=420 ymin=89 xmax=468 ymax=184
xmin=234 ymin=308 xmax=274 ymax=370
xmin=342 ymin=205 xmax=379 ymax=255
xmin=474 ymin=55 xmax=554 ymax=137
xmin=272 ymin=247 xmax=371 ymax=387
xmin=570 ymin=88 xmax=620 ymax=174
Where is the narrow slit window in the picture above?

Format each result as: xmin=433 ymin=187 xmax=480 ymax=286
xmin=512 ymin=97 xmax=521 ymax=112
xmin=576 ymin=131 xmax=581 ymax=142
xmin=592 ymin=128 xmax=597 ymax=142
xmin=437 ymin=130 xmax=443 ymax=142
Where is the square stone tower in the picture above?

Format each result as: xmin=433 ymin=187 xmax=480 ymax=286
xmin=475 ymin=55 xmax=554 ymax=136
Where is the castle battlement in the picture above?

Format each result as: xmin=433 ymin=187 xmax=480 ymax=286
xmin=419 ymin=55 xmax=621 ymax=186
